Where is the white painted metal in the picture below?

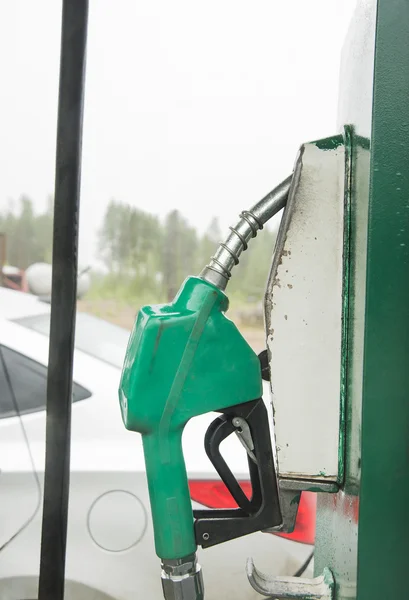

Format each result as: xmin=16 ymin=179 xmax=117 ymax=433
xmin=247 ymin=558 xmax=334 ymax=599
xmin=265 ymin=141 xmax=345 ymax=482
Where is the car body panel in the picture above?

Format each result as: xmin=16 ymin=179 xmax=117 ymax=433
xmin=0 ymin=288 xmax=312 ymax=599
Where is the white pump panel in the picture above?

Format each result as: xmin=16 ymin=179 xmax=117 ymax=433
xmin=265 ymin=139 xmax=346 ymax=484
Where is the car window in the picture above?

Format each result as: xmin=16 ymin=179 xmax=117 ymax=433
xmin=0 ymin=345 xmax=91 ymax=419
xmin=14 ymin=312 xmax=130 ymax=369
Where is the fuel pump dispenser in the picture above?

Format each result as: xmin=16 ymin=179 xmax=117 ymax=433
xmin=118 ymin=179 xmax=289 ymax=599
xmin=30 ymin=1 xmax=409 ymax=600
xmin=119 ymin=130 xmax=351 ymax=599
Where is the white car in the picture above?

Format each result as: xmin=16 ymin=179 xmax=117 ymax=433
xmin=0 ymin=286 xmax=313 ymax=600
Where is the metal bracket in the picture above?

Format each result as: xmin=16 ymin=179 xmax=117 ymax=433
xmin=246 ymin=558 xmax=334 ymax=599
xmin=262 ymin=478 xmax=339 ymax=534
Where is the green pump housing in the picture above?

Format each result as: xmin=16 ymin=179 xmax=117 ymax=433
xmin=119 ymin=276 xmax=262 ymax=560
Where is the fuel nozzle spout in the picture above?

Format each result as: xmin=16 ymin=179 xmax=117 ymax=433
xmin=161 ymin=554 xmax=204 ymax=600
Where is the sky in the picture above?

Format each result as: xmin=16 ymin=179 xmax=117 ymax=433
xmin=0 ymin=1 xmax=356 ymax=267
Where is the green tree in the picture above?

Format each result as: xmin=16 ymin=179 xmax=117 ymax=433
xmin=127 ymin=205 xmax=162 ymax=294
xmin=0 ymin=196 xmax=53 ymax=269
xmin=95 ymin=200 xmax=278 ymax=306
xmin=198 ymin=216 xmax=222 ymax=270
xmin=98 ymin=199 xmax=124 ymax=272
xmin=33 ymin=196 xmax=53 ymax=264
xmin=98 ymin=200 xmax=163 ymax=298
xmin=162 ymin=210 xmax=198 ymax=301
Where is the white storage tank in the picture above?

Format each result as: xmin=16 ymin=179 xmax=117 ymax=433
xmin=26 ymin=262 xmax=90 ymax=299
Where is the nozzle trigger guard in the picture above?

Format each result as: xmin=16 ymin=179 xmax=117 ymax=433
xmin=193 ymin=398 xmax=282 ymax=548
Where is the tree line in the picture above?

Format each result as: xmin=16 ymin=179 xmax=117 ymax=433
xmin=0 ymin=196 xmax=279 ymax=303
xmin=98 ymin=200 xmax=279 ymax=302
xmin=0 ymin=196 xmax=53 ymax=269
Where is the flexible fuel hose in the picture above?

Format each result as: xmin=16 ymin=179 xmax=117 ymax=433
xmin=200 ymin=175 xmax=292 ymax=290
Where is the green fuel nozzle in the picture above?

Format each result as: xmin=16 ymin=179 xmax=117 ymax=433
xmin=119 ymin=177 xmax=291 ymax=600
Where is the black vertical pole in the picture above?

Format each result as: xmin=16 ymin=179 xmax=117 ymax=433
xmin=38 ymin=2 xmax=88 ymax=599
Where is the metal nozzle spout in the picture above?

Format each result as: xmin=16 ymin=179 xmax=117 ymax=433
xmin=161 ymin=553 xmax=204 ymax=600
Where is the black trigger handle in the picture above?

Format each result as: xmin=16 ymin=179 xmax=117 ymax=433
xmin=194 ymin=398 xmax=282 ymax=549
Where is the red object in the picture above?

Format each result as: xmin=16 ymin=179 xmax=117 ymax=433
xmin=189 ymin=480 xmax=316 ymax=545
xmin=1 ymin=270 xmax=29 ymax=292
xmin=189 ymin=480 xmax=253 ymax=509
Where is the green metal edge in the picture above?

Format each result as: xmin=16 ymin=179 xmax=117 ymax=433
xmin=338 ymin=125 xmax=353 ymax=486
xmin=357 ymin=1 xmax=409 ymax=598
xmin=312 ymin=135 xmax=345 ymax=151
